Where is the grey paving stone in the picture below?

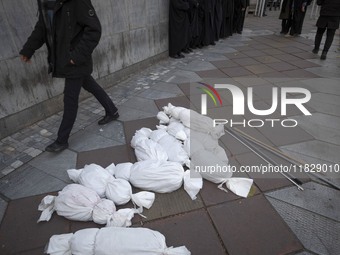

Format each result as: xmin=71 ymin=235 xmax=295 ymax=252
xmin=307 ymin=93 xmax=340 ymax=117
xmin=233 ymin=57 xmax=261 ymax=66
xmin=267 ymin=182 xmax=340 ymax=221
xmin=151 ymin=81 xmax=184 ymax=95
xmin=267 ymin=196 xmax=340 ymax=255
xmin=28 ymin=149 xmax=77 ymax=183
xmin=196 ymin=69 xmax=229 ymax=78
xmin=200 ymin=52 xmax=229 ymax=61
xmin=220 ymin=66 xmax=253 ymax=77
xmin=68 ymin=130 xmax=124 ymax=153
xmin=120 ymin=96 xmax=159 ymax=115
xmin=280 ymin=140 xmax=340 ymax=165
xmin=266 ymin=61 xmax=297 ymax=71
xmin=84 ymin=120 xmax=126 ymax=144
xmin=254 ymin=55 xmax=281 ymax=64
xmin=181 ymin=60 xmax=216 ymax=72
xmin=233 ymin=77 xmax=271 ymax=86
xmin=0 ymin=165 xmax=67 ymax=200
xmin=291 ymin=113 xmax=340 ymax=146
xmin=113 ymin=105 xmax=157 ymax=121
xmin=300 ymin=78 xmax=340 ymax=96
xmin=307 ymin=66 xmax=340 ymax=78
xmin=162 ymin=70 xmax=202 ymax=84
xmin=0 ymin=198 xmax=7 ymax=224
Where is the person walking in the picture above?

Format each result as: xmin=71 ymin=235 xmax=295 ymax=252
xmin=312 ymin=0 xmax=340 ymax=60
xmin=279 ymin=0 xmax=293 ymax=34
xmin=20 ymin=0 xmax=119 ymax=152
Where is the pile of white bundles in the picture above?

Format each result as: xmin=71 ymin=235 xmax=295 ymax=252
xmin=112 ymin=160 xmax=202 ymax=200
xmin=67 ymin=163 xmax=155 ymax=209
xmin=157 ymin=103 xmax=253 ymax=198
xmin=46 ymin=227 xmax=191 ymax=255
xmin=38 ymin=184 xmax=141 ymax=227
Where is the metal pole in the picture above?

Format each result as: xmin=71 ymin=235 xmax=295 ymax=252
xmin=225 ymin=128 xmax=304 ymax=190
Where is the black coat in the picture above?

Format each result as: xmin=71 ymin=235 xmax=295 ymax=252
xmin=20 ymin=0 xmax=101 ymax=78
xmin=169 ymin=0 xmax=190 ymax=56
xmin=317 ymin=0 xmax=340 ymax=17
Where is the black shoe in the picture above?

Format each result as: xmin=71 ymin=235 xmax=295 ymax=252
xmin=320 ymin=51 xmax=327 ymax=60
xmin=182 ymin=49 xmax=190 ymax=54
xmin=98 ymin=112 xmax=119 ymax=125
xmin=45 ymin=141 xmax=69 ymax=153
xmin=188 ymin=48 xmax=193 ymax=52
xmin=312 ymin=48 xmax=319 ymax=54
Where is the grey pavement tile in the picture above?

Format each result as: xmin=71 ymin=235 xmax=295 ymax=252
xmin=232 ymin=57 xmax=261 ymax=66
xmin=267 ymin=196 xmax=340 ymax=255
xmin=0 ymin=198 xmax=7 ymax=224
xmin=294 ymin=252 xmax=314 ymax=255
xmin=242 ymin=49 xmax=266 ymax=57
xmin=223 ymin=52 xmax=248 ymax=59
xmin=261 ymin=48 xmax=286 ymax=55
xmin=266 ymin=61 xmax=297 ymax=71
xmin=162 ymin=70 xmax=202 ymax=83
xmin=199 ymin=52 xmax=229 ymax=61
xmin=28 ymin=149 xmax=77 ymax=183
xmin=151 ymin=81 xmax=184 ymax=95
xmin=280 ymin=140 xmax=340 ymax=166
xmin=300 ymin=78 xmax=340 ymax=96
xmin=275 ymin=54 xmax=305 ymax=62
xmin=293 ymin=51 xmax=320 ymax=59
xmin=137 ymin=88 xmax=180 ymax=100
xmin=275 ymin=79 xmax=318 ymax=93
xmin=282 ymin=69 xmax=320 ymax=79
xmin=253 ymin=55 xmax=281 ymax=64
xmin=233 ymin=77 xmax=271 ymax=86
xmin=181 ymin=60 xmax=216 ymax=72
xmin=245 ymin=64 xmax=276 ymax=74
xmin=196 ymin=69 xmax=229 ymax=78
xmin=306 ymin=66 xmax=340 ymax=78
xmin=291 ymin=60 xmax=321 ymax=69
xmin=220 ymin=66 xmax=253 ymax=77
xmin=114 ymin=105 xmax=158 ymax=121
xmin=68 ymin=130 xmax=124 ymax=152
xmin=255 ymin=123 xmax=314 ymax=147
xmin=307 ymin=93 xmax=340 ymax=117
xmin=84 ymin=120 xmax=126 ymax=144
xmin=0 ymin=165 xmax=67 ymax=200
xmin=210 ymin=59 xmax=239 ymax=68
xmin=120 ymin=96 xmax=159 ymax=115
xmin=279 ymin=46 xmax=305 ymax=54
xmin=266 ymin=182 xmax=340 ymax=222
xmin=291 ymin=113 xmax=340 ymax=146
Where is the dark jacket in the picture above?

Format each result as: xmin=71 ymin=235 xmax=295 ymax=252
xmin=317 ymin=0 xmax=340 ymax=17
xmin=20 ymin=0 xmax=101 ymax=78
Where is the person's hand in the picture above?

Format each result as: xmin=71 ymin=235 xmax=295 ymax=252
xmin=242 ymin=8 xmax=245 ymax=11
xmin=21 ymin=55 xmax=31 ymax=63
xmin=302 ymin=6 xmax=305 ymax=12
xmin=70 ymin=59 xmax=75 ymax=65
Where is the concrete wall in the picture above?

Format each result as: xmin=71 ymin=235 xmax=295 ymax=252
xmin=0 ymin=0 xmax=169 ymax=139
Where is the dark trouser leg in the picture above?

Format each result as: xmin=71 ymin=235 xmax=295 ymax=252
xmin=323 ymin=28 xmax=336 ymax=52
xmin=57 ymin=77 xmax=83 ymax=144
xmin=314 ymin=27 xmax=326 ymax=50
xmin=82 ymin=75 xmax=118 ymax=116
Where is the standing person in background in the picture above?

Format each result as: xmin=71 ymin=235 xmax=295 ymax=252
xmin=188 ymin=0 xmax=201 ymax=49
xmin=220 ymin=0 xmax=234 ymax=38
xmin=169 ymin=0 xmax=190 ymax=58
xmin=233 ymin=0 xmax=247 ymax=34
xmin=201 ymin=0 xmax=215 ymax=46
xmin=285 ymin=0 xmax=309 ymax=37
xmin=239 ymin=0 xmax=249 ymax=33
xmin=279 ymin=0 xmax=294 ymax=34
xmin=214 ymin=0 xmax=223 ymax=41
xmin=20 ymin=0 xmax=119 ymax=153
xmin=312 ymin=0 xmax=340 ymax=59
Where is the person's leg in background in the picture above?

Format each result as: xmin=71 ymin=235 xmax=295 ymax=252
xmin=313 ymin=27 xmax=326 ymax=54
xmin=82 ymin=75 xmax=118 ymax=124
xmin=321 ymin=28 xmax=336 ymax=60
xmin=45 ymin=77 xmax=83 ymax=152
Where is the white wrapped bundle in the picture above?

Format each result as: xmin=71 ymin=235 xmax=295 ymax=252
xmin=157 ymin=111 xmax=170 ymax=124
xmin=46 ymin=227 xmax=191 ymax=255
xmin=38 ymin=184 xmax=140 ymax=227
xmin=158 ymin=134 xmax=190 ymax=166
xmin=113 ymin=162 xmax=133 ymax=181
xmin=191 ymin=150 xmax=253 ymax=198
xmin=167 ymin=121 xmax=187 ymax=141
xmin=131 ymin=130 xmax=168 ymax=161
xmin=120 ymin=160 xmax=202 ymax=200
xmin=68 ymin=164 xmax=155 ymax=209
